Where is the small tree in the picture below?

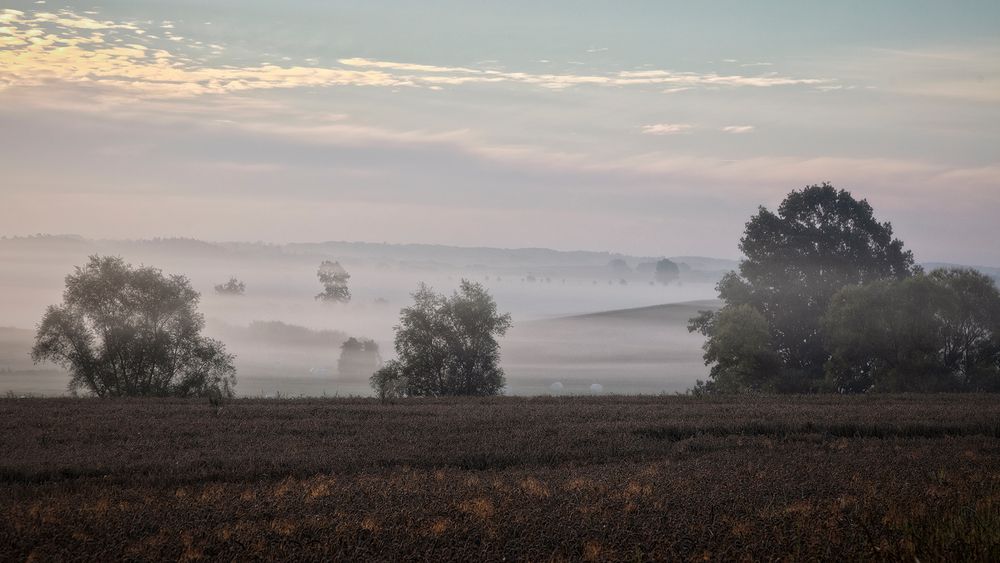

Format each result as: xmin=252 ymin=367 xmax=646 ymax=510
xmin=688 ymin=304 xmax=781 ymax=393
xmin=31 ymin=255 xmax=236 ymax=397
xmin=654 ymin=258 xmax=680 ymax=284
xmin=371 ymin=281 xmax=512 ymax=397
xmin=337 ymin=337 xmax=382 ymax=379
xmin=316 ymin=260 xmax=351 ymax=303
xmin=214 ymin=277 xmax=246 ymax=296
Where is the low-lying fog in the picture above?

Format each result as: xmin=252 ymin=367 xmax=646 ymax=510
xmin=0 ymin=236 xmax=728 ymax=396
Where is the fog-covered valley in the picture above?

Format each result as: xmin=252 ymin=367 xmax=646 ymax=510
xmin=0 ymin=236 xmax=728 ymax=396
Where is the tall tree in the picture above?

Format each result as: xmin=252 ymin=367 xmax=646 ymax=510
xmin=691 ymin=184 xmax=917 ymax=391
xmin=315 ymin=260 xmax=351 ymax=303
xmin=32 ymin=255 xmax=236 ymax=397
xmin=371 ymin=281 xmax=512 ymax=398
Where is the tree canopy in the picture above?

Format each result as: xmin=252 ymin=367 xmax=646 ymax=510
xmin=371 ymin=280 xmax=512 ymax=398
xmin=316 ymin=260 xmax=351 ymax=303
xmin=824 ymin=268 xmax=1000 ymax=392
xmin=32 ymin=255 xmax=236 ymax=397
xmin=654 ymin=258 xmax=680 ymax=284
xmin=691 ymin=184 xmax=917 ymax=392
xmin=338 ymin=337 xmax=382 ymax=379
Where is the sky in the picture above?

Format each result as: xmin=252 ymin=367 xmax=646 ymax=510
xmin=1 ymin=1 xmax=998 ymax=264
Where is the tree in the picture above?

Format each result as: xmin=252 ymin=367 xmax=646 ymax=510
xmin=371 ymin=280 xmax=512 ymax=397
xmin=688 ymin=305 xmax=781 ymax=393
xmin=337 ymin=337 xmax=382 ymax=379
xmin=316 ymin=260 xmax=351 ymax=303
xmin=931 ymin=268 xmax=1000 ymax=390
xmin=31 ymin=255 xmax=236 ymax=398
xmin=823 ymin=268 xmax=1000 ymax=392
xmin=214 ymin=277 xmax=246 ymax=296
xmin=690 ymin=184 xmax=917 ymax=392
xmin=654 ymin=258 xmax=680 ymax=284
xmin=822 ymin=275 xmax=950 ymax=392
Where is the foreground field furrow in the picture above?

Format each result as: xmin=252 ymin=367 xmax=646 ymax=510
xmin=2 ymin=395 xmax=999 ymax=561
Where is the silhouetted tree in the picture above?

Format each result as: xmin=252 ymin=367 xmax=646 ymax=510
xmin=214 ymin=277 xmax=246 ymax=296
xmin=31 ymin=255 xmax=236 ymax=397
xmin=690 ymin=184 xmax=917 ymax=392
xmin=371 ymin=281 xmax=512 ymax=397
xmin=316 ymin=260 xmax=351 ymax=302
xmin=654 ymin=258 xmax=680 ymax=284
xmin=337 ymin=337 xmax=382 ymax=379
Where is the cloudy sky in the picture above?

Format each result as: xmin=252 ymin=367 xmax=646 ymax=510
xmin=1 ymin=1 xmax=998 ymax=263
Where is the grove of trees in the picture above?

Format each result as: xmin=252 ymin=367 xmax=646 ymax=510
xmin=214 ymin=277 xmax=246 ymax=296
xmin=371 ymin=280 xmax=512 ymax=398
xmin=688 ymin=183 xmax=1000 ymax=393
xmin=32 ymin=255 xmax=237 ymax=398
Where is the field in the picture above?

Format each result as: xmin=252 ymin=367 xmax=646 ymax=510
xmin=2 ymin=396 xmax=999 ymax=561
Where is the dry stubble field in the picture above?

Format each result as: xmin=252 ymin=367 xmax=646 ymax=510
xmin=2 ymin=395 xmax=999 ymax=561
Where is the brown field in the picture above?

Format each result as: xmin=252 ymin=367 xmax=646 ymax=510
xmin=2 ymin=395 xmax=999 ymax=561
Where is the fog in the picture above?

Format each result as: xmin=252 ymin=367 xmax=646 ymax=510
xmin=0 ymin=236 xmax=727 ymax=396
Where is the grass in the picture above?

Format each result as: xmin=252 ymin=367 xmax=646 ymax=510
xmin=1 ymin=394 xmax=999 ymax=561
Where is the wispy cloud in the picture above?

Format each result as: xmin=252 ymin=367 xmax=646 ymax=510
xmin=640 ymin=123 xmax=693 ymax=135
xmin=721 ymin=125 xmax=754 ymax=134
xmin=0 ymin=8 xmax=836 ymax=101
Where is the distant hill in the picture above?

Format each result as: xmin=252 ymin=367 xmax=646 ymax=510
xmin=0 ymin=235 xmax=738 ymax=279
xmin=550 ymin=299 xmax=723 ymax=325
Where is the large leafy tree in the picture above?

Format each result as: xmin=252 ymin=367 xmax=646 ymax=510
xmin=371 ymin=280 xmax=512 ymax=398
xmin=32 ymin=256 xmax=236 ymax=397
xmin=691 ymin=184 xmax=917 ymax=391
xmin=823 ymin=268 xmax=1000 ymax=392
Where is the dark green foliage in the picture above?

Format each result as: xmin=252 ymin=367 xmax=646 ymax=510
xmin=315 ymin=260 xmax=351 ymax=303
xmin=654 ymin=258 xmax=680 ymax=284
xmin=30 ymin=255 xmax=236 ymax=398
xmin=337 ymin=337 xmax=381 ymax=379
xmin=687 ymin=304 xmax=780 ymax=393
xmin=824 ymin=268 xmax=1000 ymax=392
xmin=690 ymin=184 xmax=917 ymax=392
xmin=371 ymin=280 xmax=511 ymax=397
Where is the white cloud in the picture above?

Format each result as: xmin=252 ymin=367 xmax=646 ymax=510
xmin=721 ymin=125 xmax=754 ymax=134
xmin=640 ymin=123 xmax=693 ymax=135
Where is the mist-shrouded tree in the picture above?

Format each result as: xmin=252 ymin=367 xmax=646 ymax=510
xmin=316 ymin=260 xmax=351 ymax=303
xmin=337 ymin=337 xmax=381 ymax=379
xmin=823 ymin=268 xmax=1000 ymax=392
xmin=31 ymin=255 xmax=236 ymax=398
xmin=688 ymin=304 xmax=781 ymax=394
xmin=371 ymin=280 xmax=512 ymax=398
xmin=654 ymin=258 xmax=680 ymax=284
xmin=214 ymin=277 xmax=246 ymax=296
xmin=689 ymin=184 xmax=917 ymax=392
